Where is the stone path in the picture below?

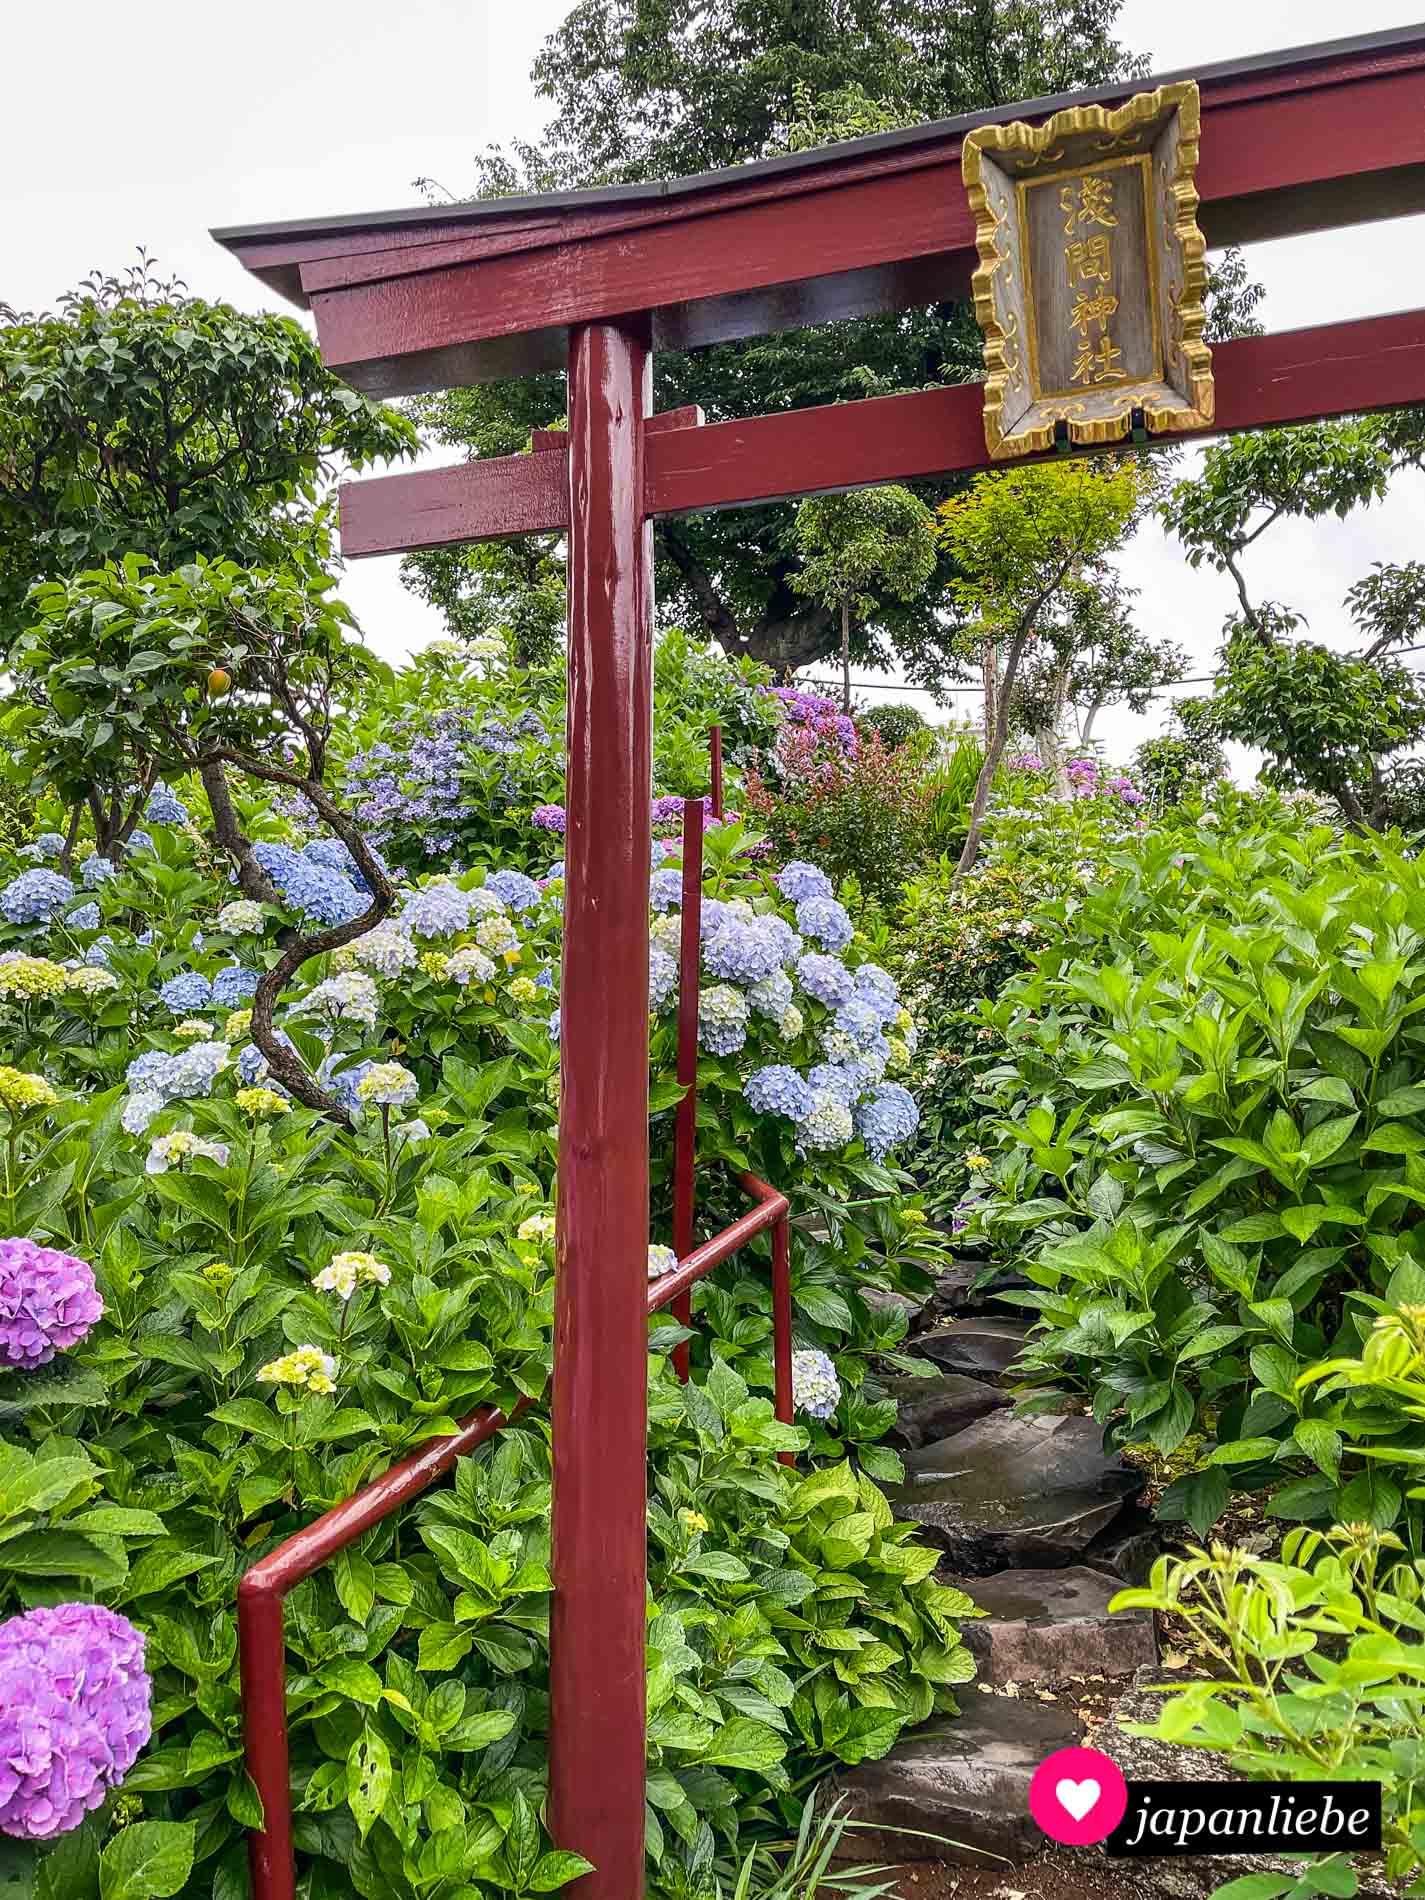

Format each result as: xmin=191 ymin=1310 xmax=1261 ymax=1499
xmin=836 ymin=1259 xmax=1162 ymax=1877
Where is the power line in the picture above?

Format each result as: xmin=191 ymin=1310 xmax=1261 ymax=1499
xmin=802 ymin=642 xmax=1425 ymax=700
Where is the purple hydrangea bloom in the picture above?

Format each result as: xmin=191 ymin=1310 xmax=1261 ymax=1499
xmin=743 ymin=1065 xmax=815 ymax=1121
xmin=796 ymin=953 xmax=855 ymax=1008
xmin=650 ymin=794 xmax=685 ymax=824
xmin=486 ymin=869 xmax=540 ymax=913
xmin=776 ymin=860 xmax=834 ymax=905
xmin=0 ymin=1239 xmax=102 ymax=1369
xmin=532 ymin=804 xmax=567 ymax=834
xmin=211 ymin=966 xmax=259 ymax=1008
xmin=0 ymin=1603 xmax=151 ymax=1838
xmin=1 ymin=870 xmax=74 ymax=926
xmin=795 ymin=895 xmax=853 ymax=952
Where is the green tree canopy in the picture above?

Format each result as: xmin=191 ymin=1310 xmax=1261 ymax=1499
xmin=939 ymin=457 xmax=1144 ymax=873
xmin=0 ymin=256 xmax=416 ymax=644
xmin=1162 ymin=412 xmax=1425 ymax=827
xmin=790 ymin=486 xmax=939 ymax=708
xmin=407 ymin=0 xmax=1148 ymax=681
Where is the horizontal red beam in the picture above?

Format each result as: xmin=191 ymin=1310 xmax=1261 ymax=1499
xmin=340 ymin=308 xmax=1425 ymax=556
xmin=263 ymin=38 xmax=1425 ymax=394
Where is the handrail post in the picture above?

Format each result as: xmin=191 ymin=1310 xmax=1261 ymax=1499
xmin=551 ymin=315 xmax=652 ymax=1900
xmin=671 ymin=797 xmax=704 ymax=1380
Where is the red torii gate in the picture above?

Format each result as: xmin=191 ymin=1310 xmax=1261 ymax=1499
xmin=215 ymin=24 xmax=1425 ymax=1900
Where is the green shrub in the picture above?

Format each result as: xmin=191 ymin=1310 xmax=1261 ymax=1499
xmin=964 ymin=799 xmax=1425 ymax=1535
xmin=0 ymin=804 xmax=955 ymax=1897
xmin=856 ymin=703 xmax=926 ymax=752
xmin=1114 ymin=1524 xmax=1425 ymax=1894
xmin=744 ymin=732 xmax=932 ymax=911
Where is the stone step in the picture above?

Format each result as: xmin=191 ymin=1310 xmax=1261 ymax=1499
xmin=914 ymin=1315 xmax=1034 ymax=1384
xmin=884 ymin=1371 xmax=1010 ymax=1450
xmin=912 ymin=1261 xmax=1035 ymax=1334
xmin=888 ymin=1412 xmax=1144 ymax=1574
xmin=950 ymin=1565 xmax=1156 ymax=1685
xmin=830 ymin=1693 xmax=1079 ymax=1864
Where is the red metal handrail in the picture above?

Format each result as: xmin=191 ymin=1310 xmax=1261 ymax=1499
xmin=238 ymin=749 xmax=796 ymax=1900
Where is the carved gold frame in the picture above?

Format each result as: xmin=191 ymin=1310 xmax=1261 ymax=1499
xmin=962 ymin=80 xmax=1215 ymax=460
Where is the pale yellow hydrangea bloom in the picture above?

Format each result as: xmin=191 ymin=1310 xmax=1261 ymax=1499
xmin=0 ymin=1067 xmax=58 ymax=1111
xmin=257 ymin=1345 xmax=338 ymax=1394
xmin=236 ymin=1087 xmax=289 ymax=1118
xmin=313 ymin=1251 xmax=391 ymax=1301
xmin=0 ymin=956 xmax=72 ymax=1000
xmin=517 ymin=1213 xmax=556 ymax=1244
xmin=64 ymin=966 xmax=119 ymax=997
xmin=224 ymin=1009 xmax=253 ymax=1043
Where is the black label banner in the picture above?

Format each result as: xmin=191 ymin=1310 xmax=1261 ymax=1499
xmin=1107 ymin=1781 xmax=1382 ymax=1857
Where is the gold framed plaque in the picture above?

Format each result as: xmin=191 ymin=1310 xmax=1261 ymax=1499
xmin=962 ymin=81 xmax=1214 ymax=460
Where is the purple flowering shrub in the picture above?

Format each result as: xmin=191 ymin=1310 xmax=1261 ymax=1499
xmin=0 ymin=1603 xmax=151 ymax=1839
xmin=0 ymin=1239 xmax=102 ymax=1369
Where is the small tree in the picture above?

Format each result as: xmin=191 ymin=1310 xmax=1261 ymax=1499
xmin=790 ymin=487 xmax=939 ymax=711
xmin=18 ymin=556 xmax=396 ymax=1120
xmin=0 ymin=256 xmax=415 ymax=854
xmin=1163 ymin=414 xmax=1425 ymax=826
xmin=938 ymin=459 xmax=1143 ymax=878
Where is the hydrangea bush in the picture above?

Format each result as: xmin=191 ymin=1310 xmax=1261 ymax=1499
xmin=0 ymin=777 xmax=956 ymax=1896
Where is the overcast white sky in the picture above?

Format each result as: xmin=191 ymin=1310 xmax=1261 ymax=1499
xmin=4 ymin=0 xmax=1425 ymax=764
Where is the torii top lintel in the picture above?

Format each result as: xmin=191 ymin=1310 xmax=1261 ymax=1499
xmin=215 ymin=23 xmax=1425 ymax=401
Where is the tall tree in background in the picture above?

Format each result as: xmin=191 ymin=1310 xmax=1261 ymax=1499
xmin=790 ymin=487 xmax=939 ymax=710
xmin=1164 ymin=413 xmax=1425 ymax=829
xmin=406 ymin=0 xmax=1149 ymax=682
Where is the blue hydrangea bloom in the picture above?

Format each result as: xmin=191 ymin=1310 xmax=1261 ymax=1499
xmin=648 ymin=948 xmax=679 ymax=1011
xmin=548 ymin=1008 xmax=561 ymax=1043
xmin=535 ymin=969 xmax=554 ymax=991
xmin=253 ymin=842 xmax=365 ymax=926
xmin=486 ymin=869 xmax=540 ymax=913
xmin=2 ymin=870 xmax=74 ymax=925
xmin=212 ymin=965 xmax=260 ymax=1007
xmin=162 ymin=1040 xmax=230 ymax=1098
xmin=854 ymin=1083 xmax=920 ymax=1160
xmin=124 ymin=829 xmax=155 ymax=856
xmin=21 ymin=834 xmax=67 ymax=862
xmin=318 ymin=1054 xmax=372 ymax=1116
xmin=159 ymin=971 xmax=213 ymax=1013
xmin=401 ymin=881 xmax=475 ymax=938
xmin=544 ymin=860 xmax=566 ymax=882
xmin=748 ymin=969 xmax=794 ymax=1020
xmin=649 ymin=868 xmax=684 ymax=913
xmin=136 ymin=930 xmax=155 ymax=947
xmin=68 ymin=903 xmax=101 ymax=932
xmin=703 ymin=917 xmax=785 ymax=985
xmin=776 ymin=861 xmax=834 ymax=905
xmin=145 ymin=784 xmax=188 ymax=825
xmin=743 ymin=1065 xmax=815 ymax=1121
xmin=795 ymin=895 xmax=853 ymax=952
xmin=126 ymin=1052 xmax=171 ymax=1092
xmin=79 ymin=854 xmax=115 ymax=888
xmin=796 ymin=953 xmax=855 ymax=1008
xmin=85 ymin=937 xmax=114 ymax=968
xmin=792 ymin=1347 xmax=841 ymax=1420
xmin=834 ymin=995 xmax=886 ymax=1049
xmin=806 ymin=1062 xmax=860 ymax=1105
xmin=698 ymin=899 xmax=729 ymax=942
xmin=302 ymin=837 xmax=388 ymax=896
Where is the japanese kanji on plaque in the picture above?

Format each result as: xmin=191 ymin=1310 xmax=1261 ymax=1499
xmin=963 ymin=80 xmax=1215 ymax=459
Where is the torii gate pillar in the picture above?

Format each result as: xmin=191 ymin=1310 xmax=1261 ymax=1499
xmin=551 ymin=318 xmax=653 ymax=1900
